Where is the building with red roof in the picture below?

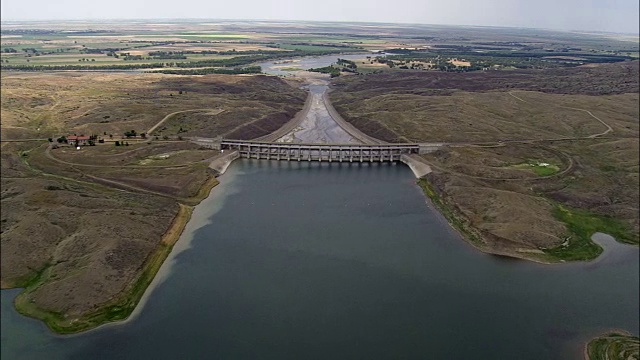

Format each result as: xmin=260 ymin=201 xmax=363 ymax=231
xmin=67 ymin=135 xmax=91 ymax=146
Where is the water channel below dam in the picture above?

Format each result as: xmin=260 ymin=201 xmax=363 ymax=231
xmin=2 ymin=159 xmax=638 ymax=359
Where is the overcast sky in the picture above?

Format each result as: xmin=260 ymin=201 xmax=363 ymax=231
xmin=1 ymin=0 xmax=639 ymax=34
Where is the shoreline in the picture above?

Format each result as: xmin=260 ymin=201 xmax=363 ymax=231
xmin=10 ymin=170 xmax=222 ymax=335
xmin=415 ymin=178 xmax=552 ymax=263
xmin=416 ymin=177 xmax=639 ymax=265
xmin=86 ymin=166 xmax=237 ymax=334
xmin=4 ymin=154 xmax=638 ymax=353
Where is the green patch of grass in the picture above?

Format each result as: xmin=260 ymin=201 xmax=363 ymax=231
xmin=600 ymin=164 xmax=621 ymax=172
xmin=279 ymin=67 xmax=303 ymax=71
xmin=10 ymin=263 xmax=50 ymax=289
xmin=510 ymin=161 xmax=560 ymax=176
xmin=307 ymin=65 xmax=341 ymax=77
xmin=531 ymin=165 xmax=559 ymax=176
xmin=13 ymin=205 xmax=193 ymax=334
xmin=417 ymin=179 xmax=483 ymax=245
xmin=587 ymin=332 xmax=639 ymax=360
xmin=546 ymin=204 xmax=638 ymax=261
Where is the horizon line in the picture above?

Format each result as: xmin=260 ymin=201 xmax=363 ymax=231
xmin=1 ymin=17 xmax=638 ymax=36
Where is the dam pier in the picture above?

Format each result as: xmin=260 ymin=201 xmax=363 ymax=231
xmin=220 ymin=139 xmax=420 ymax=162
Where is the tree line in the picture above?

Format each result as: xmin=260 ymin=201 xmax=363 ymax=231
xmin=0 ymin=48 xmax=354 ymax=72
xmin=151 ymin=66 xmax=262 ymax=75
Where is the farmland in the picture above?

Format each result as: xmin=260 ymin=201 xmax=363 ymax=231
xmin=2 ymin=19 xmax=637 ymax=74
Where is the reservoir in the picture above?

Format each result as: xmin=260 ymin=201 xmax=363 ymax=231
xmin=1 ymin=159 xmax=638 ymax=359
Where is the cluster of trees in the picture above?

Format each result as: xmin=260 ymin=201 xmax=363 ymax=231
xmin=153 ymin=66 xmax=262 ymax=75
xmin=151 ymin=50 xmax=201 ymax=57
xmin=123 ymin=54 xmax=144 ymax=61
xmin=0 ymin=47 xmax=356 ymax=72
xmin=337 ymin=58 xmax=357 ymax=67
xmin=53 ymin=134 xmax=100 ymax=146
xmin=148 ymin=49 xmax=272 ymax=57
xmin=307 ymin=66 xmax=341 ymax=77
xmin=80 ymin=47 xmax=123 ymax=54
xmin=287 ymin=42 xmax=362 ymax=50
xmin=376 ymin=47 xmax=635 ymax=72
xmin=169 ymin=49 xmax=358 ymax=69
xmin=0 ymin=62 xmax=168 ymax=71
xmin=336 ymin=58 xmax=358 ymax=73
xmin=377 ymin=57 xmax=483 ymax=72
xmin=1 ymin=29 xmax=57 ymax=35
xmin=173 ymin=55 xmax=265 ymax=68
xmin=2 ymin=48 xmax=17 ymax=53
xmin=2 ymin=29 xmax=106 ymax=35
xmin=147 ymin=51 xmax=187 ymax=60
xmin=51 ymin=131 xmax=154 ymax=147
xmin=124 ymin=130 xmax=147 ymax=138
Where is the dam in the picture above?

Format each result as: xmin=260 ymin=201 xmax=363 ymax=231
xmin=220 ymin=139 xmax=420 ymax=162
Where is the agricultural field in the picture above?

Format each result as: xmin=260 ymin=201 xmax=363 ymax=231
xmin=330 ymin=60 xmax=639 ymax=261
xmin=0 ymin=22 xmax=369 ymax=71
xmin=2 ymin=20 xmax=637 ymax=73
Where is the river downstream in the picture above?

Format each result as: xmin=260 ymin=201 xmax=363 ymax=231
xmin=260 ymin=54 xmax=365 ymax=144
xmin=2 ymin=159 xmax=638 ymax=359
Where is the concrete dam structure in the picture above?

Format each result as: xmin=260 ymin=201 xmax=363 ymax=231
xmin=220 ymin=139 xmax=420 ymax=162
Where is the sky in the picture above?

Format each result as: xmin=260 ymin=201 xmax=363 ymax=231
xmin=1 ymin=0 xmax=639 ymax=34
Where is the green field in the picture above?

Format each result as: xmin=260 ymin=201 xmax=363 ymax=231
xmin=3 ymin=21 xmax=636 ymax=71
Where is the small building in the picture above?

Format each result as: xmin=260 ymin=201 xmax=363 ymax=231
xmin=67 ymin=135 xmax=91 ymax=146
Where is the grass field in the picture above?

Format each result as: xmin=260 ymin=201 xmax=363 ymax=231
xmin=4 ymin=20 xmax=635 ymax=70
